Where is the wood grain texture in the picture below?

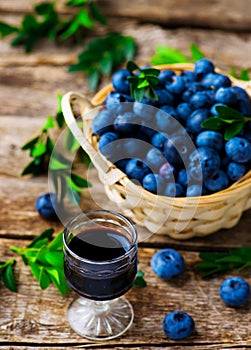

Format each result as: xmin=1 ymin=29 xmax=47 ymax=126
xmin=0 ymin=0 xmax=251 ymax=31
xmin=0 ymin=239 xmax=251 ymax=348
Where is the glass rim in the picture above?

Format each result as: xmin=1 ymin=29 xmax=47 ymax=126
xmin=63 ymin=209 xmax=138 ymax=265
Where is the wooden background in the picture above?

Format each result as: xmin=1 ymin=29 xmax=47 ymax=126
xmin=1 ymin=1 xmax=251 ymax=349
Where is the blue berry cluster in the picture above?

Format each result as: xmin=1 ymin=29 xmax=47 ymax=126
xmin=92 ymin=58 xmax=251 ymax=197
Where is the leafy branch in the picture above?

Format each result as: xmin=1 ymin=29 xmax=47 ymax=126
xmin=0 ymin=0 xmax=106 ymax=53
xmin=126 ymin=60 xmax=160 ymax=102
xmin=201 ymin=105 xmax=251 ymax=140
xmin=68 ymin=32 xmax=136 ymax=91
xmin=10 ymin=229 xmax=71 ymax=296
xmin=133 ymin=269 xmax=147 ymax=287
xmin=21 ymin=94 xmax=91 ymax=204
xmin=196 ymin=247 xmax=251 ymax=278
xmin=0 ymin=259 xmax=17 ymax=292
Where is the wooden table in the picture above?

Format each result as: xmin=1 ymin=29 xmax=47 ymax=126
xmin=1 ymin=1 xmax=251 ymax=349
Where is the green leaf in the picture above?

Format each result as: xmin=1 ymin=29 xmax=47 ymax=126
xmin=89 ymin=1 xmax=107 ymax=25
xmin=190 ymin=43 xmax=205 ymax=62
xmin=201 ymin=117 xmax=224 ymax=131
xmin=99 ymin=52 xmax=113 ymax=75
xmin=126 ymin=60 xmax=140 ymax=73
xmin=150 ymin=45 xmax=189 ymax=65
xmin=39 ymin=267 xmax=51 ymax=289
xmin=66 ymin=0 xmax=87 ymax=6
xmin=29 ymin=262 xmax=41 ymax=281
xmin=27 ymin=228 xmax=54 ymax=248
xmin=45 ymin=267 xmax=60 ymax=284
xmin=42 ymin=116 xmax=55 ymax=131
xmin=48 ymin=231 xmax=63 ymax=251
xmin=21 ymin=135 xmax=40 ymax=150
xmin=0 ymin=21 xmax=19 ymax=38
xmin=71 ymin=173 xmax=91 ymax=188
xmin=42 ymin=251 xmax=64 ymax=268
xmin=215 ymin=105 xmax=245 ymax=120
xmin=21 ymin=159 xmax=40 ymax=176
xmin=31 ymin=141 xmax=47 ymax=157
xmin=77 ymin=8 xmax=94 ymax=28
xmin=49 ymin=157 xmax=71 ymax=170
xmin=2 ymin=263 xmax=17 ymax=292
xmin=240 ymin=68 xmax=250 ymax=81
xmin=133 ymin=88 xmax=145 ymax=102
xmin=65 ymin=128 xmax=80 ymax=153
xmin=88 ymin=69 xmax=100 ymax=91
xmin=224 ymin=122 xmax=245 ymax=141
xmin=133 ymin=269 xmax=146 ymax=288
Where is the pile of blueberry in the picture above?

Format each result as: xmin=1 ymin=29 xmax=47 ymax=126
xmin=92 ymin=58 xmax=251 ymax=197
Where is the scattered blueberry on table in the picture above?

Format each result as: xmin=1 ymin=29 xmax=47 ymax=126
xmin=35 ymin=192 xmax=59 ymax=220
xmin=151 ymin=248 xmax=185 ymax=280
xmin=162 ymin=310 xmax=195 ymax=340
xmin=91 ymin=58 xmax=251 ymax=197
xmin=220 ymin=277 xmax=251 ymax=307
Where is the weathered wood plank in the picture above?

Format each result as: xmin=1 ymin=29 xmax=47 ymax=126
xmin=0 ymin=0 xmax=251 ymax=31
xmin=1 ymin=19 xmax=251 ymax=117
xmin=0 ymin=239 xmax=251 ymax=347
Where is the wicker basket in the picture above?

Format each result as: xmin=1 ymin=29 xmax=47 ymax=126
xmin=62 ymin=63 xmax=251 ymax=239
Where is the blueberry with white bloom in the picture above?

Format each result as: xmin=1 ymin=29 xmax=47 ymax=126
xmin=151 ymin=248 xmax=185 ymax=280
xmin=220 ymin=277 xmax=250 ymax=307
xmin=162 ymin=311 xmax=195 ymax=340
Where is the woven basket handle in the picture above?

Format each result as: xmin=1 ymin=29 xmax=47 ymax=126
xmin=61 ymin=91 xmax=125 ymax=184
xmin=61 ymin=91 xmax=108 ymax=171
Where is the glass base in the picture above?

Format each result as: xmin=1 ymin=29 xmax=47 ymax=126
xmin=67 ymin=296 xmax=134 ymax=340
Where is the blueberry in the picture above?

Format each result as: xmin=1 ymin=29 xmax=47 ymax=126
xmin=158 ymin=69 xmax=175 ymax=85
xmin=162 ymin=311 xmax=195 ymax=340
xmin=166 ymin=75 xmax=185 ymax=94
xmin=215 ymin=87 xmax=237 ymax=105
xmin=105 ymin=92 xmax=133 ymax=113
xmin=181 ymin=70 xmax=196 ymax=84
xmin=151 ymin=248 xmax=184 ymax=279
xmin=159 ymin=162 xmax=175 ymax=181
xmin=164 ymin=183 xmax=185 ymax=197
xmin=227 ymin=162 xmax=246 ymax=182
xmin=125 ymin=158 xmax=150 ymax=182
xmin=146 ymin=148 xmax=166 ymax=172
xmin=164 ymin=135 xmax=193 ymax=166
xmin=204 ymin=170 xmax=229 ymax=192
xmin=196 ymin=130 xmax=224 ymax=153
xmin=182 ymin=82 xmax=204 ymax=102
xmin=177 ymin=168 xmax=188 ymax=187
xmin=201 ymin=73 xmax=231 ymax=90
xmin=186 ymin=184 xmax=202 ymax=197
xmin=231 ymin=86 xmax=251 ymax=115
xmin=186 ymin=108 xmax=209 ymax=133
xmin=189 ymin=147 xmax=220 ymax=180
xmin=140 ymin=121 xmax=156 ymax=139
xmin=189 ymin=91 xmax=214 ymax=109
xmin=120 ymin=138 xmax=148 ymax=159
xmin=92 ymin=109 xmax=115 ymax=135
xmin=114 ymin=112 xmax=138 ymax=134
xmin=111 ymin=69 xmax=131 ymax=94
xmin=225 ymin=137 xmax=251 ymax=163
xmin=155 ymin=88 xmax=174 ymax=106
xmin=220 ymin=277 xmax=250 ymax=307
xmin=35 ymin=193 xmax=59 ymax=220
xmin=151 ymin=132 xmax=168 ymax=151
xmin=194 ymin=58 xmax=215 ymax=79
xmin=155 ymin=106 xmax=179 ymax=133
xmin=133 ymin=101 xmax=155 ymax=121
xmin=98 ymin=131 xmax=119 ymax=161
xmin=142 ymin=173 xmax=165 ymax=194
xmin=114 ymin=159 xmax=128 ymax=172
xmin=176 ymin=102 xmax=192 ymax=122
